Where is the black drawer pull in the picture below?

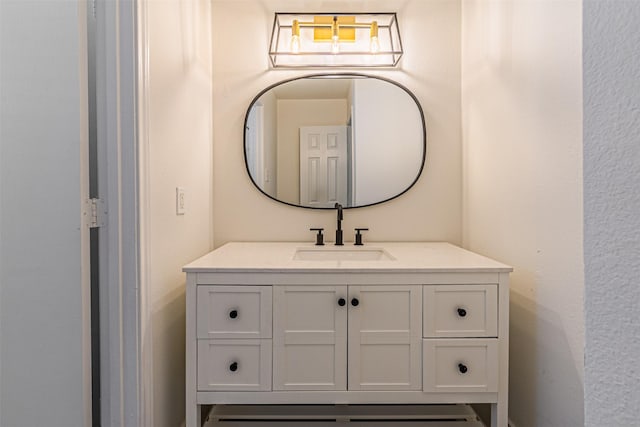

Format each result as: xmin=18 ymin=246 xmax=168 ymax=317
xmin=457 ymin=308 xmax=467 ymax=317
xmin=229 ymin=361 xmax=238 ymax=372
xmin=458 ymin=363 xmax=468 ymax=374
xmin=338 ymin=298 xmax=346 ymax=306
xmin=229 ymin=309 xmax=238 ymax=319
xmin=351 ymin=298 xmax=359 ymax=307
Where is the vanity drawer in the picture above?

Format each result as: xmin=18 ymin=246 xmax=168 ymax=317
xmin=423 ymin=339 xmax=498 ymax=393
xmin=197 ymin=286 xmax=272 ymax=339
xmin=197 ymin=339 xmax=272 ymax=391
xmin=423 ymin=285 xmax=497 ymax=338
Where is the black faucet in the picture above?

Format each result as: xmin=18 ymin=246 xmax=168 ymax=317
xmin=334 ymin=202 xmax=343 ymax=246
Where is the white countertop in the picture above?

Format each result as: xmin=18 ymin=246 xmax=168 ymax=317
xmin=182 ymin=242 xmax=513 ymax=273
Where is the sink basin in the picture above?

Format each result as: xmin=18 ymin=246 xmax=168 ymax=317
xmin=293 ymin=247 xmax=395 ymax=261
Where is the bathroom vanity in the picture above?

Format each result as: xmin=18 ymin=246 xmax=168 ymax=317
xmin=184 ymin=242 xmax=512 ymax=427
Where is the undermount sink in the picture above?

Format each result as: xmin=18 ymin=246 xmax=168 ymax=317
xmin=293 ymin=247 xmax=395 ymax=261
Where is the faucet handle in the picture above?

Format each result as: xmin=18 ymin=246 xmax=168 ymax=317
xmin=310 ymin=228 xmax=324 ymax=246
xmin=354 ymin=228 xmax=369 ymax=246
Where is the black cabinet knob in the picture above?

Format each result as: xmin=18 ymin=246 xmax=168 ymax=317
xmin=458 ymin=363 xmax=468 ymax=374
xmin=457 ymin=308 xmax=467 ymax=317
xmin=338 ymin=298 xmax=346 ymax=306
xmin=229 ymin=361 xmax=238 ymax=372
xmin=351 ymin=298 xmax=359 ymax=307
xmin=229 ymin=309 xmax=238 ymax=319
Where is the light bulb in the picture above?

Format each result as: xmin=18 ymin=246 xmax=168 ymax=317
xmin=369 ymin=21 xmax=379 ymax=53
xmin=370 ymin=36 xmax=380 ymax=53
xmin=331 ymin=16 xmax=340 ymax=54
xmin=331 ymin=35 xmax=340 ymax=54
xmin=290 ymin=19 xmax=300 ymax=54
xmin=290 ymin=35 xmax=300 ymax=54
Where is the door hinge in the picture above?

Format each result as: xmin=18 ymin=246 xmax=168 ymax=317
xmin=85 ymin=198 xmax=106 ymax=228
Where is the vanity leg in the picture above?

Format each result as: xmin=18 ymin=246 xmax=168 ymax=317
xmin=186 ymin=404 xmax=201 ymax=427
xmin=491 ymin=401 xmax=508 ymax=427
xmin=492 ymin=272 xmax=510 ymax=427
xmin=186 ymin=275 xmax=199 ymax=426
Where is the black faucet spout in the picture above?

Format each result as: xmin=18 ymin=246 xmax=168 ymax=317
xmin=334 ymin=203 xmax=344 ymax=245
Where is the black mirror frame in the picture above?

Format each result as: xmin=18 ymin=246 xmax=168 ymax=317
xmin=243 ymin=73 xmax=427 ymax=210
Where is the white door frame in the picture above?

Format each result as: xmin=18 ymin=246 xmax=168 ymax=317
xmin=246 ymin=103 xmax=265 ymax=188
xmin=94 ymin=1 xmax=146 ymax=426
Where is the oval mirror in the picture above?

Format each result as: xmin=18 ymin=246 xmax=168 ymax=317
xmin=244 ymin=74 xmax=426 ymax=209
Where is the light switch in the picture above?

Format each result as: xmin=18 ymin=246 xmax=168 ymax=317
xmin=176 ymin=187 xmax=186 ymax=215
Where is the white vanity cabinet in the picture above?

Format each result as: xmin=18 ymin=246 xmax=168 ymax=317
xmin=184 ymin=242 xmax=512 ymax=427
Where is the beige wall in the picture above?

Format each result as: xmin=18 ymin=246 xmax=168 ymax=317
xmin=276 ymin=99 xmax=348 ymax=203
xmin=144 ymin=1 xmax=213 ymax=426
xmin=212 ymin=0 xmax=462 ymax=246
xmin=461 ymin=1 xmax=584 ymax=426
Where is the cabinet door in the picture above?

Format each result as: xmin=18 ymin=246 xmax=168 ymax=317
xmin=348 ymin=285 xmax=422 ymax=390
xmin=273 ymin=286 xmax=347 ymax=390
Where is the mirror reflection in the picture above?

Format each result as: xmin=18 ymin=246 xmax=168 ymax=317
xmin=244 ymin=74 xmax=425 ymax=208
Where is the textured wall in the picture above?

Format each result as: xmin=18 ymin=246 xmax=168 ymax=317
xmin=212 ymin=0 xmax=462 ymax=246
xmin=461 ymin=1 xmax=584 ymax=426
xmin=583 ymin=1 xmax=640 ymax=425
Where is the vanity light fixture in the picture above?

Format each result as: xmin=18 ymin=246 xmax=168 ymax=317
xmin=269 ymin=13 xmax=403 ymax=68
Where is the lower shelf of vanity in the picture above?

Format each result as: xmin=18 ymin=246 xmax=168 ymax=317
xmin=202 ymin=404 xmax=486 ymax=426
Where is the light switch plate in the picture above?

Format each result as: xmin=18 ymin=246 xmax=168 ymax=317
xmin=176 ymin=187 xmax=186 ymax=215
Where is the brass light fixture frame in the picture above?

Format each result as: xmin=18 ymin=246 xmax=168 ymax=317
xmin=269 ymin=13 xmax=403 ymax=68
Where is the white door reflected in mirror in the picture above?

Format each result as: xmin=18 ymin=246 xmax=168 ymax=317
xmin=299 ymin=125 xmax=348 ymax=208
